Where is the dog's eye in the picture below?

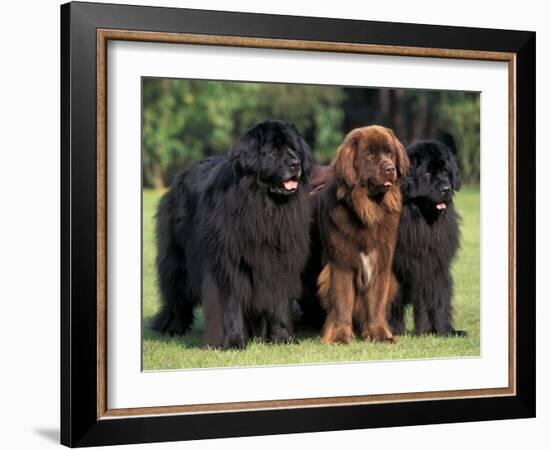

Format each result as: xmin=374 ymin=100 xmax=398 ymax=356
xmin=365 ymin=153 xmax=374 ymax=160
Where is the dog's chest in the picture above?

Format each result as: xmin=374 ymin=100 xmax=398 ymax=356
xmin=360 ymin=251 xmax=373 ymax=284
xmin=356 ymin=250 xmax=377 ymax=291
xmin=359 ymin=252 xmax=373 ymax=281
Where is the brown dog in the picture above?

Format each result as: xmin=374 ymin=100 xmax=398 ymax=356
xmin=316 ymin=126 xmax=409 ymax=344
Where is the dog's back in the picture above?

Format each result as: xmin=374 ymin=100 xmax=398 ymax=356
xmin=151 ymin=157 xmax=226 ymax=335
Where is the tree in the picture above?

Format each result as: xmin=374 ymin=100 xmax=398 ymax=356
xmin=142 ymin=79 xmax=480 ymax=188
xmin=142 ymin=79 xmax=344 ymax=187
xmin=437 ymin=92 xmax=481 ymax=184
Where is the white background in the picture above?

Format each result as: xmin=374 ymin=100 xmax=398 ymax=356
xmin=0 ymin=0 xmax=546 ymax=449
xmin=108 ymin=42 xmax=509 ymax=409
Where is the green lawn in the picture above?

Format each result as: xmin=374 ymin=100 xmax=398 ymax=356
xmin=142 ymin=188 xmax=480 ymax=370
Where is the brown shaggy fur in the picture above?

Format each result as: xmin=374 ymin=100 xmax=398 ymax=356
xmin=316 ymin=126 xmax=409 ymax=344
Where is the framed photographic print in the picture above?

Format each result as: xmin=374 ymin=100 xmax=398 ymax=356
xmin=60 ymin=1 xmax=536 ymax=447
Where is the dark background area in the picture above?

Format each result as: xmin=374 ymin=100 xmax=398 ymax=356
xmin=142 ymin=78 xmax=480 ymax=188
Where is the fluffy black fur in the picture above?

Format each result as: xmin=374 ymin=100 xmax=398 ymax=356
xmin=389 ymin=140 xmax=466 ymax=336
xmin=151 ymin=120 xmax=313 ymax=349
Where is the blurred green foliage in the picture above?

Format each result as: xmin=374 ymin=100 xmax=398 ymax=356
xmin=438 ymin=92 xmax=481 ymax=185
xmin=142 ymin=78 xmax=480 ymax=188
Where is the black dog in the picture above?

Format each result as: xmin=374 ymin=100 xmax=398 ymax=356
xmin=151 ymin=120 xmax=313 ymax=349
xmin=389 ymin=140 xmax=466 ymax=336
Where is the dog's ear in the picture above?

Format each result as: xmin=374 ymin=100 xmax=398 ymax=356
xmin=300 ymin=137 xmax=313 ymax=180
xmin=387 ymin=129 xmax=410 ymax=177
xmin=439 ymin=132 xmax=458 ymax=156
xmin=450 ymin=158 xmax=462 ymax=192
xmin=440 ymin=140 xmax=462 ymax=192
xmin=400 ymin=170 xmax=413 ymax=198
xmin=399 ymin=146 xmax=416 ymax=199
xmin=289 ymin=123 xmax=313 ymax=180
xmin=231 ymin=123 xmax=265 ymax=175
xmin=332 ymin=132 xmax=358 ymax=188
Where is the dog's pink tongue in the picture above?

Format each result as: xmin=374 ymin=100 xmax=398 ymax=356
xmin=436 ymin=203 xmax=447 ymax=210
xmin=283 ymin=180 xmax=298 ymax=191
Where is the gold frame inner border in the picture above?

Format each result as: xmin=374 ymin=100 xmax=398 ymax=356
xmin=96 ymin=28 xmax=517 ymax=420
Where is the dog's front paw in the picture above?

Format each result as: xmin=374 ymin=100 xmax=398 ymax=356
xmin=449 ymin=329 xmax=468 ymax=337
xmin=321 ymin=325 xmax=352 ymax=344
xmin=221 ymin=333 xmax=247 ymax=350
xmin=363 ymin=324 xmax=398 ymax=343
xmin=270 ymin=326 xmax=295 ymax=344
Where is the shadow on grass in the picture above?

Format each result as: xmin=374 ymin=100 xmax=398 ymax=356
xmin=142 ymin=313 xmax=204 ymax=349
xmin=143 ymin=307 xmax=323 ymax=349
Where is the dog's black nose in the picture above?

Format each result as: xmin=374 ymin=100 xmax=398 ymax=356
xmin=288 ymin=160 xmax=300 ymax=171
xmin=441 ymin=186 xmax=451 ymax=196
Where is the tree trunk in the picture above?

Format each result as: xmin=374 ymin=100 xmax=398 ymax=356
xmin=144 ymin=160 xmax=165 ymax=190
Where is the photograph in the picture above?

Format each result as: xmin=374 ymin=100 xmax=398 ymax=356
xmin=57 ymin=1 xmax=536 ymax=446
xmin=141 ymin=78 xmax=481 ymax=370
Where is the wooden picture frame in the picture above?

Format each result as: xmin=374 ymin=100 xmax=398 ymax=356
xmin=61 ymin=1 xmax=535 ymax=447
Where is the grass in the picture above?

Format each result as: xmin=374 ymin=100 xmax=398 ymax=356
xmin=142 ymin=187 xmax=480 ymax=370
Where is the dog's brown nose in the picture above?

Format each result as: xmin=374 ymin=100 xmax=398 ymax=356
xmin=384 ymin=164 xmax=396 ymax=176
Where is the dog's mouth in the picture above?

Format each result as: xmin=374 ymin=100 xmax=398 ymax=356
xmin=436 ymin=202 xmax=447 ymax=210
xmin=383 ymin=181 xmax=393 ymax=190
xmin=365 ymin=178 xmax=393 ymax=195
xmin=269 ymin=174 xmax=301 ymax=196
xmin=282 ymin=176 xmax=299 ymax=192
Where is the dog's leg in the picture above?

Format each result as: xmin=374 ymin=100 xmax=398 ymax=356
xmin=269 ymin=300 xmax=295 ymax=344
xmin=202 ymin=272 xmax=247 ymax=349
xmin=248 ymin=314 xmax=268 ymax=341
xmin=152 ymin=255 xmax=194 ymax=336
xmin=363 ymin=260 xmax=398 ymax=343
xmin=220 ymin=295 xmax=247 ymax=349
xmin=412 ymin=294 xmax=432 ymax=335
xmin=354 ymin=292 xmax=368 ymax=337
xmin=202 ymin=273 xmax=224 ymax=348
xmin=152 ymin=191 xmax=197 ymax=336
xmin=320 ymin=266 xmax=354 ymax=344
xmin=387 ymin=273 xmax=405 ymax=335
xmin=431 ymin=275 xmax=467 ymax=337
xmin=388 ymin=296 xmax=406 ymax=336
